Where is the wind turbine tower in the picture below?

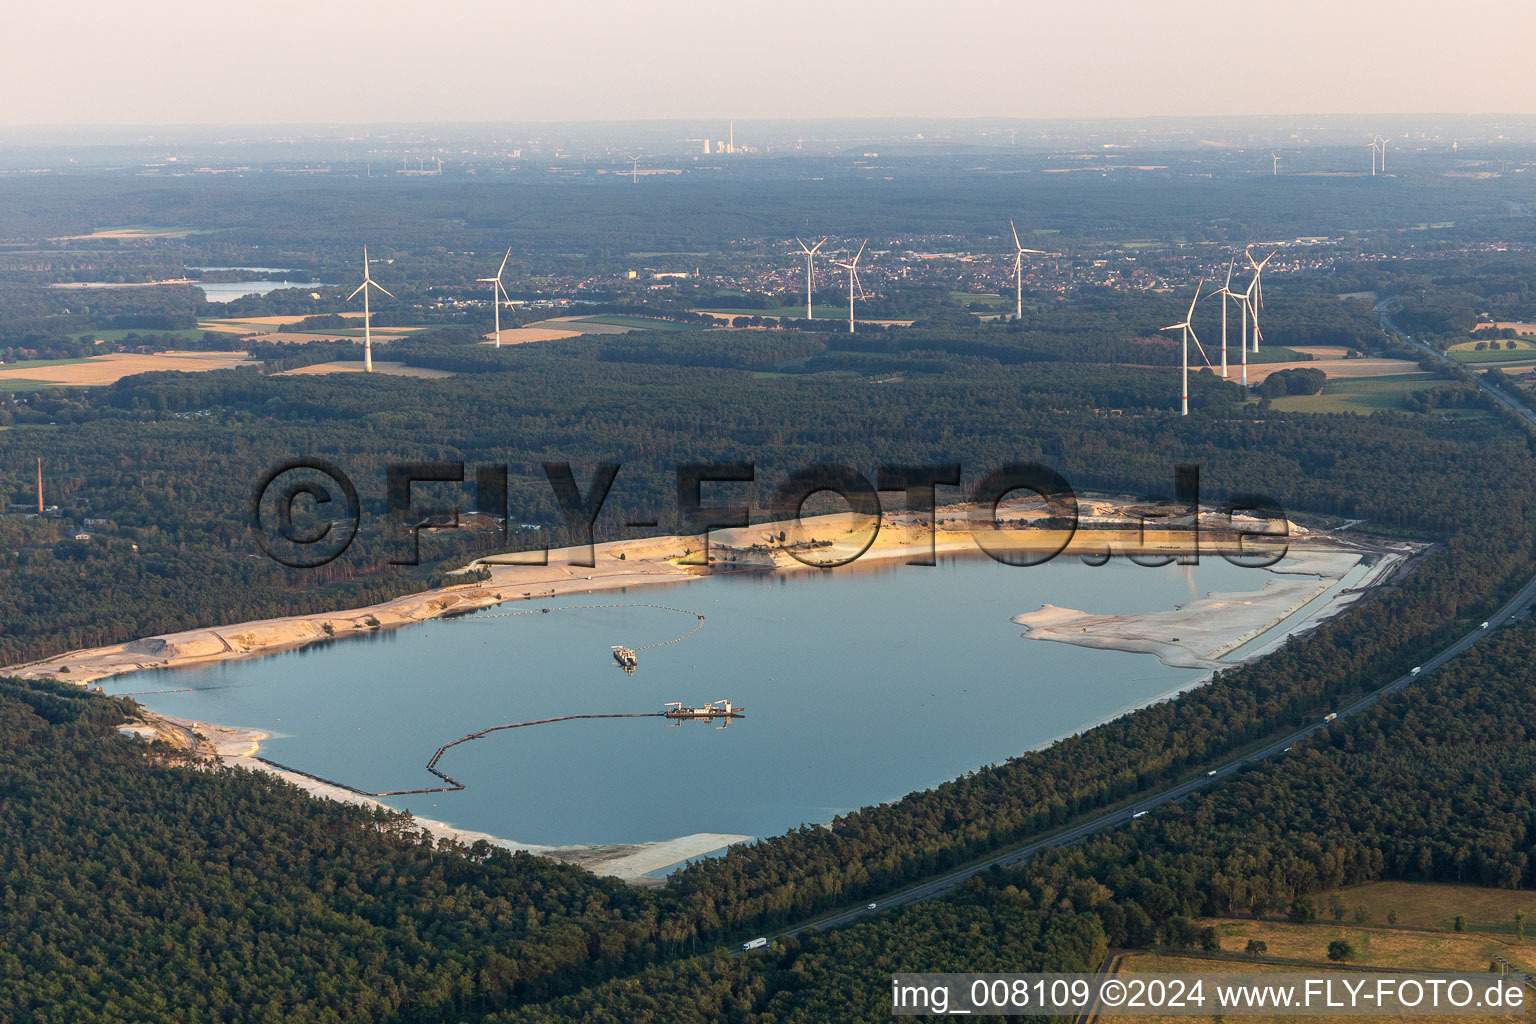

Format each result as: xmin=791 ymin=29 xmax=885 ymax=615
xmin=1245 ymin=248 xmax=1276 ymax=353
xmin=1008 ymin=219 xmax=1049 ymax=321
xmin=347 ymin=245 xmax=395 ymax=373
xmin=1159 ymin=280 xmax=1209 ymax=417
xmin=626 ymin=153 xmax=640 ymax=183
xmin=1211 ymin=258 xmax=1238 ymax=378
xmin=831 ymin=240 xmax=867 ymax=335
xmin=477 ymin=247 xmax=514 ymax=348
xmin=794 ymin=237 xmax=827 ymax=320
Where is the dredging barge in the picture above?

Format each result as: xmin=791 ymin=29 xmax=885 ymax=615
xmin=662 ymin=699 xmax=744 ymax=723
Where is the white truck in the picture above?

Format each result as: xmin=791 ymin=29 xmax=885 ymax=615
xmin=1410 ymin=666 xmax=1421 ymax=675
xmin=742 ymin=937 xmax=768 ymax=952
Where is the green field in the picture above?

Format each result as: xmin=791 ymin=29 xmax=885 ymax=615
xmin=86 ymin=328 xmax=209 ymax=343
xmin=696 ymin=305 xmax=848 ymax=320
xmin=0 ymin=379 xmax=62 ymax=392
xmin=579 ymin=314 xmax=704 ymax=331
xmin=1448 ymin=340 xmax=1536 ymax=363
xmin=1266 ymin=373 xmax=1439 ymax=414
xmin=951 ymin=291 xmax=1009 ymax=308
xmin=1244 ymin=346 xmax=1313 ymax=364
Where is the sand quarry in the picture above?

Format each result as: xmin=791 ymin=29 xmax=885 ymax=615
xmin=0 ymin=351 xmax=257 ymax=386
xmin=10 ymin=500 xmax=1416 ymax=882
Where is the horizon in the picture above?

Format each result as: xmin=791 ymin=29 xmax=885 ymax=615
xmin=7 ymin=0 xmax=1536 ymax=126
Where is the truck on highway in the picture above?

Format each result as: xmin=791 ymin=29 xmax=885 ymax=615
xmin=742 ymin=937 xmax=768 ymax=951
xmin=1482 ymin=622 xmax=1490 ymax=630
xmin=1411 ymin=666 xmax=1421 ymax=675
xmin=1324 ymin=713 xmax=1337 ymax=722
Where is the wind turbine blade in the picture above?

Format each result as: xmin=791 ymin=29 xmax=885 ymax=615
xmin=1186 ymin=278 xmax=1203 ymax=320
xmin=498 ymin=280 xmax=513 ymax=305
xmin=812 ymin=236 xmax=826 ymax=253
xmin=347 ymin=282 xmax=368 ymax=301
xmin=1011 ymin=219 xmax=1022 ymax=250
xmin=1160 ymin=323 xmax=1186 ymax=331
xmin=1189 ymin=326 xmax=1213 ymax=368
xmin=1224 ymin=258 xmax=1234 ymax=289
xmin=497 ymin=246 xmax=511 ymax=279
xmin=855 ymin=238 xmax=867 ymax=262
xmin=371 ymin=282 xmax=396 ymax=299
xmin=795 ymin=236 xmax=811 ymax=254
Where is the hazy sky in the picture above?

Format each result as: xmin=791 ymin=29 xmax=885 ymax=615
xmin=6 ymin=0 xmax=1536 ymax=125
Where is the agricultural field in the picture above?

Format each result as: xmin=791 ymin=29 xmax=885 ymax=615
xmin=0 ymin=351 xmax=255 ymax=388
xmin=951 ymin=291 xmax=1010 ymax=308
xmin=694 ymin=305 xmax=849 ymax=319
xmin=580 ymin=313 xmax=703 ymax=330
xmin=1449 ymin=339 xmax=1536 ymax=363
xmin=1265 ymin=373 xmax=1440 ymax=413
xmin=277 ymin=361 xmax=453 ymax=378
xmin=198 ymin=313 xmax=423 ymax=343
xmin=49 ymin=224 xmax=201 ymax=241
xmin=83 ymin=328 xmax=210 ymax=344
xmin=1101 ymin=882 xmax=1536 ymax=1024
xmin=1241 ymin=357 xmax=1424 ymax=387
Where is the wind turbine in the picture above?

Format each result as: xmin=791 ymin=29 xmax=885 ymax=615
xmin=1245 ymin=247 xmax=1277 ymax=353
xmin=625 ymin=153 xmax=640 ymax=183
xmin=794 ymin=236 xmax=826 ymax=320
xmin=831 ymin=240 xmax=867 ymax=335
xmin=477 ymin=247 xmax=513 ymax=348
xmin=1375 ymin=135 xmax=1387 ymax=174
xmin=1272 ymin=152 xmax=1280 ymax=175
xmin=1008 ymin=219 xmax=1050 ymax=320
xmin=1210 ymin=258 xmax=1238 ymax=378
xmin=1159 ymin=279 xmax=1212 ymax=416
xmin=347 ymin=245 xmax=394 ymax=373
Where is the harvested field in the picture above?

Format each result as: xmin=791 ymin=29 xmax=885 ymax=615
xmin=277 ymin=361 xmax=454 ymax=378
xmin=480 ymin=326 xmax=582 ymax=345
xmin=0 ymin=351 xmax=255 ymax=386
xmin=1240 ymin=358 xmax=1422 ymax=385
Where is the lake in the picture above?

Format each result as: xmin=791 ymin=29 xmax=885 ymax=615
xmin=104 ymin=554 xmax=1365 ymax=847
xmin=188 ymin=267 xmax=328 ymax=302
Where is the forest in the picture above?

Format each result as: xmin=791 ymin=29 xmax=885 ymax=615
xmin=5 ymin=155 xmax=1536 ymax=1021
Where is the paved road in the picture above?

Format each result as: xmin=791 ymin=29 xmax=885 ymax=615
xmin=737 ymin=307 xmax=1536 ymax=950
xmin=1376 ymin=297 xmax=1536 ymax=429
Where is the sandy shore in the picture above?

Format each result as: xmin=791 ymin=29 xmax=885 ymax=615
xmin=12 ymin=498 xmax=1410 ymax=881
xmin=117 ymin=710 xmax=750 ymax=881
xmin=1013 ymin=540 xmax=1417 ymax=670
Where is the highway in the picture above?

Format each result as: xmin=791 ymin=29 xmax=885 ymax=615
xmin=1375 ymin=297 xmax=1536 ymax=430
xmin=740 ymin=305 xmax=1536 ymax=949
